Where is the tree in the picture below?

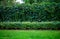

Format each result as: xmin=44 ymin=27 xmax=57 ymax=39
xmin=0 ymin=0 xmax=16 ymax=6
xmin=24 ymin=0 xmax=55 ymax=4
xmin=54 ymin=0 xmax=60 ymax=3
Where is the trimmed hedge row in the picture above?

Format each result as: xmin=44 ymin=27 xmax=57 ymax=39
xmin=0 ymin=2 xmax=60 ymax=22
xmin=0 ymin=22 xmax=60 ymax=30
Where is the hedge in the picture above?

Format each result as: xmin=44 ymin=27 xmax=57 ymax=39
xmin=24 ymin=0 xmax=60 ymax=4
xmin=0 ymin=22 xmax=60 ymax=30
xmin=0 ymin=2 xmax=60 ymax=22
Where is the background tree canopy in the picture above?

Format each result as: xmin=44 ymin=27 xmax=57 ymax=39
xmin=0 ymin=0 xmax=15 ymax=6
xmin=0 ymin=0 xmax=60 ymax=22
xmin=24 ymin=0 xmax=60 ymax=4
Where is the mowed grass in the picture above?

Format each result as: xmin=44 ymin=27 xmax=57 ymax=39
xmin=0 ymin=30 xmax=60 ymax=39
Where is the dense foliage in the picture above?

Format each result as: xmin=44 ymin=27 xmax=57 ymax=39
xmin=0 ymin=2 xmax=60 ymax=22
xmin=0 ymin=0 xmax=60 ymax=30
xmin=0 ymin=22 xmax=60 ymax=30
xmin=0 ymin=0 xmax=15 ymax=6
xmin=24 ymin=0 xmax=60 ymax=4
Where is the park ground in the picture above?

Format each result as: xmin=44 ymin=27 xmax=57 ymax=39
xmin=0 ymin=30 xmax=60 ymax=39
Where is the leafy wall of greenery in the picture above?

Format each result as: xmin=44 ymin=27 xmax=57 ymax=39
xmin=0 ymin=22 xmax=60 ymax=30
xmin=24 ymin=0 xmax=60 ymax=4
xmin=0 ymin=2 xmax=60 ymax=22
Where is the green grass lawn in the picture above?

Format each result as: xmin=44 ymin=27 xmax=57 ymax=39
xmin=0 ymin=30 xmax=60 ymax=39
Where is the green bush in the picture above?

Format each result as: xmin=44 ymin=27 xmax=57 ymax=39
xmin=0 ymin=22 xmax=60 ymax=29
xmin=0 ymin=2 xmax=60 ymax=22
xmin=24 ymin=0 xmax=55 ymax=4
